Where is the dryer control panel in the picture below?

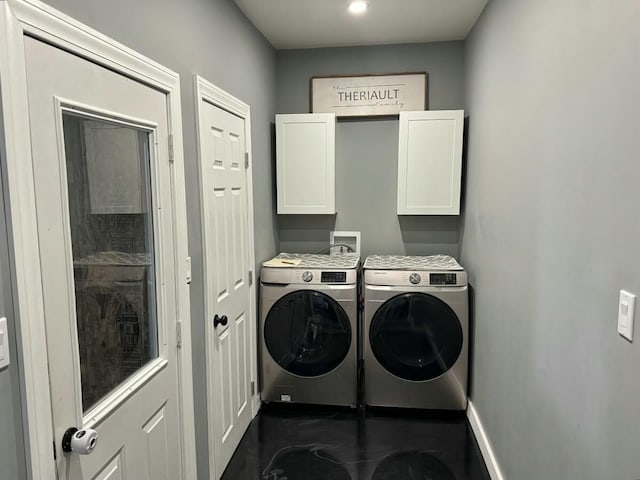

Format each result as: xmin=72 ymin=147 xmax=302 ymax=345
xmin=363 ymin=269 xmax=468 ymax=287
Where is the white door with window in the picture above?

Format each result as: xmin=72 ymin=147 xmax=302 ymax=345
xmin=196 ymin=83 xmax=255 ymax=479
xmin=24 ymin=35 xmax=182 ymax=480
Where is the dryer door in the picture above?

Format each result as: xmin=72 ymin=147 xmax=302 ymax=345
xmin=264 ymin=290 xmax=352 ymax=377
xmin=369 ymin=292 xmax=463 ymax=381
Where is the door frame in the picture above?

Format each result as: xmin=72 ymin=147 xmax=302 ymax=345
xmin=193 ymin=75 xmax=260 ymax=479
xmin=0 ymin=1 xmax=196 ymax=478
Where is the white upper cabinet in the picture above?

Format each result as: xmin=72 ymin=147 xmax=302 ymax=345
xmin=84 ymin=121 xmax=147 ymax=214
xmin=397 ymin=110 xmax=464 ymax=215
xmin=276 ymin=113 xmax=336 ymax=214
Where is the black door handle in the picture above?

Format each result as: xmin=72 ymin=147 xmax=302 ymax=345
xmin=214 ymin=314 xmax=228 ymax=328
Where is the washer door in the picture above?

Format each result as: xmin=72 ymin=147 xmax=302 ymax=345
xmin=265 ymin=290 xmax=352 ymax=377
xmin=369 ymin=292 xmax=463 ymax=381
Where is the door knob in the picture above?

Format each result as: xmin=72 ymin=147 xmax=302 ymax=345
xmin=214 ymin=314 xmax=228 ymax=328
xmin=62 ymin=427 xmax=98 ymax=455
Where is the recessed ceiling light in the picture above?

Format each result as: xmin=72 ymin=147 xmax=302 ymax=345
xmin=348 ymin=1 xmax=368 ymax=15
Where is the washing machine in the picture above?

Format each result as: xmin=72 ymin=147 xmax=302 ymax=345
xmin=260 ymin=253 xmax=360 ymax=407
xmin=363 ymin=255 xmax=468 ymax=410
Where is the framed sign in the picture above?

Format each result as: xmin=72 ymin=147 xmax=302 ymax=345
xmin=310 ymin=72 xmax=428 ymax=117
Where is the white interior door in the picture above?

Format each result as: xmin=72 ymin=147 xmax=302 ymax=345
xmin=24 ymin=36 xmax=182 ymax=480
xmin=199 ymin=99 xmax=253 ymax=479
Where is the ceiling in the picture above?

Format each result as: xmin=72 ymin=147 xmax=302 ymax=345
xmin=232 ymin=0 xmax=489 ymax=50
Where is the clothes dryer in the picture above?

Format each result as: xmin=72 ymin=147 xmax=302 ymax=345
xmin=260 ymin=253 xmax=360 ymax=407
xmin=363 ymin=255 xmax=468 ymax=410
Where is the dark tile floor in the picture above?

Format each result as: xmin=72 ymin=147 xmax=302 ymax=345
xmin=221 ymin=405 xmax=491 ymax=480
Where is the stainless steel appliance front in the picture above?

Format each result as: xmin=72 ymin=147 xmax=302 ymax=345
xmin=260 ymin=258 xmax=359 ymax=407
xmin=363 ymin=266 xmax=469 ymax=410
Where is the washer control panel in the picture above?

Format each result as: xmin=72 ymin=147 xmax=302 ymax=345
xmin=261 ymin=267 xmax=358 ymax=285
xmin=321 ymin=271 xmax=347 ymax=283
xmin=429 ymin=273 xmax=458 ymax=285
xmin=302 ymin=270 xmax=350 ymax=283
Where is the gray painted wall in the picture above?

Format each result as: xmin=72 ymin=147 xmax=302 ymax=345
xmin=276 ymin=43 xmax=464 ymax=258
xmin=0 ymin=156 xmax=26 ymax=480
xmin=461 ymin=1 xmax=640 ymax=479
xmin=38 ymin=0 xmax=278 ymax=478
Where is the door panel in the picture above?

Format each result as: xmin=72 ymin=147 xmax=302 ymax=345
xmin=24 ymin=36 xmax=181 ymax=480
xmin=142 ymin=406 xmax=170 ymax=480
xmin=212 ymin=189 xmax=229 ymax=301
xmin=231 ymin=189 xmax=245 ymax=285
xmin=92 ymin=454 xmax=124 ymax=480
xmin=200 ymin=100 xmax=253 ymax=478
xmin=235 ymin=312 xmax=248 ymax=417
xmin=220 ymin=327 xmax=233 ymax=441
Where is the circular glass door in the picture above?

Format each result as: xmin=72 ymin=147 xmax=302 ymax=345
xmin=369 ymin=292 xmax=463 ymax=381
xmin=264 ymin=290 xmax=352 ymax=377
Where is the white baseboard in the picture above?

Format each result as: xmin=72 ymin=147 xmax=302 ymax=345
xmin=467 ymin=400 xmax=506 ymax=480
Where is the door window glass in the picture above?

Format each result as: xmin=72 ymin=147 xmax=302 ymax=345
xmin=264 ymin=291 xmax=351 ymax=377
xmin=62 ymin=113 xmax=158 ymax=412
xmin=369 ymin=293 xmax=462 ymax=381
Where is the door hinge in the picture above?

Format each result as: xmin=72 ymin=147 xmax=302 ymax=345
xmin=168 ymin=134 xmax=175 ymax=163
xmin=251 ymin=381 xmax=255 ymax=396
xmin=248 ymin=270 xmax=253 ymax=286
xmin=176 ymin=320 xmax=182 ymax=349
xmin=244 ymin=152 xmax=249 ymax=169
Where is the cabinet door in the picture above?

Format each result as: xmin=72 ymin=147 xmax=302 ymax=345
xmin=276 ymin=113 xmax=335 ymax=214
xmin=397 ymin=110 xmax=464 ymax=215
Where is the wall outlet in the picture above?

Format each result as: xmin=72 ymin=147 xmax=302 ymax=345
xmin=329 ymin=231 xmax=361 ymax=255
xmin=617 ymin=290 xmax=636 ymax=342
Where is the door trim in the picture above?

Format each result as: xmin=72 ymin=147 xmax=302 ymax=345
xmin=0 ymin=1 xmax=196 ymax=478
xmin=193 ymin=74 xmax=260 ymax=480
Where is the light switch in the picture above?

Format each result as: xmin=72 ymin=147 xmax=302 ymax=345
xmin=617 ymin=290 xmax=636 ymax=342
xmin=0 ymin=317 xmax=10 ymax=369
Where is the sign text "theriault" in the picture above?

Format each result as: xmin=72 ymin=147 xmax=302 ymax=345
xmin=337 ymin=88 xmax=401 ymax=102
